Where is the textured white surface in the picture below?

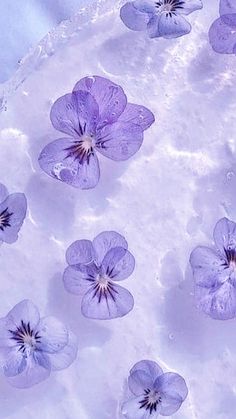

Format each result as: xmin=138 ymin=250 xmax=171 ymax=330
xmin=0 ymin=0 xmax=236 ymax=418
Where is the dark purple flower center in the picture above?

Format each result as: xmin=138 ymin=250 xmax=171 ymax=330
xmin=86 ymin=265 xmax=119 ymax=303
xmin=224 ymin=247 xmax=236 ymax=270
xmin=155 ymin=0 xmax=185 ymax=14
xmin=0 ymin=207 xmax=13 ymax=231
xmin=9 ymin=320 xmax=41 ymax=354
xmin=139 ymin=388 xmax=162 ymax=414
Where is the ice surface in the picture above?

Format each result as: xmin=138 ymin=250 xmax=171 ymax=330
xmin=0 ymin=0 xmax=236 ymax=417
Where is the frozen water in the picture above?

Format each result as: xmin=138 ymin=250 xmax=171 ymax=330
xmin=0 ymin=0 xmax=236 ymax=418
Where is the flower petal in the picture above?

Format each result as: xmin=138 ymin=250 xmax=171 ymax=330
xmin=122 ymin=396 xmax=161 ymax=419
xmin=47 ymin=331 xmax=78 ymax=371
xmin=3 ymin=348 xmax=27 ymax=377
xmin=209 ymin=17 xmax=236 ymax=54
xmin=63 ymin=265 xmax=92 ymax=295
xmin=120 ymin=2 xmax=151 ymax=31
xmin=5 ymin=300 xmax=40 ymax=332
xmin=50 ymin=91 xmax=99 ymax=137
xmin=213 ymin=217 xmax=236 ymax=254
xmin=0 ymin=183 xmax=8 ymax=203
xmin=128 ymin=370 xmax=155 ymax=396
xmin=7 ymin=354 xmax=51 ymax=388
xmin=37 ymin=317 xmax=68 ymax=354
xmin=189 ymin=246 xmax=228 ymax=288
xmin=66 ymin=239 xmax=95 ymax=265
xmin=73 ymin=76 xmax=127 ymax=127
xmin=118 ymin=103 xmax=155 ymax=131
xmin=101 ymin=247 xmax=135 ymax=281
xmin=130 ymin=360 xmax=163 ymax=382
xmin=93 ymin=231 xmax=128 ymax=265
xmin=154 ymin=372 xmax=188 ymax=416
xmin=133 ymin=0 xmax=157 ymax=13
xmin=220 ymin=0 xmax=236 ymax=15
xmin=0 ymin=193 xmax=27 ymax=244
xmin=178 ymin=0 xmax=203 ymax=15
xmin=81 ymin=282 xmax=134 ymax=319
xmin=96 ymin=122 xmax=143 ymax=161
xmin=39 ymin=138 xmax=100 ymax=190
xmin=148 ymin=13 xmax=191 ymax=39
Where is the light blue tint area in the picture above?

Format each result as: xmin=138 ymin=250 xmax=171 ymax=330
xmin=0 ymin=0 xmax=84 ymax=83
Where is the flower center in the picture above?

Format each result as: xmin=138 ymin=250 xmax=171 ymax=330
xmin=0 ymin=207 xmax=13 ymax=231
xmin=155 ymin=0 xmax=185 ymax=13
xmin=64 ymin=135 xmax=95 ymax=164
xmin=225 ymin=247 xmax=236 ymax=271
xmin=139 ymin=389 xmax=162 ymax=414
xmin=9 ymin=320 xmax=41 ymax=354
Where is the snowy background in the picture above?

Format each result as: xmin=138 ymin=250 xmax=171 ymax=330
xmin=1 ymin=0 xmax=236 ymax=418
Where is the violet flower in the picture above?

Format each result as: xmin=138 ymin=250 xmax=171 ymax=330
xmin=122 ymin=360 xmax=188 ymax=418
xmin=190 ymin=217 xmax=236 ymax=320
xmin=0 ymin=300 xmax=78 ymax=388
xmin=39 ymin=75 xmax=154 ymax=189
xmin=63 ymin=231 xmax=135 ymax=319
xmin=209 ymin=0 xmax=236 ymax=54
xmin=120 ymin=0 xmax=203 ymax=39
xmin=0 ymin=183 xmax=27 ymax=244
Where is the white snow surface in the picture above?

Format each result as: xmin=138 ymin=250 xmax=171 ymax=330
xmin=0 ymin=0 xmax=236 ymax=418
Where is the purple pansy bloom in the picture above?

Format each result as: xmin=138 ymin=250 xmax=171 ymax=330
xmin=209 ymin=0 xmax=236 ymax=54
xmin=122 ymin=360 xmax=188 ymax=418
xmin=38 ymin=75 xmax=154 ymax=189
xmin=63 ymin=231 xmax=135 ymax=319
xmin=120 ymin=0 xmax=203 ymax=39
xmin=190 ymin=217 xmax=236 ymax=320
xmin=0 ymin=183 xmax=27 ymax=244
xmin=0 ymin=300 xmax=78 ymax=388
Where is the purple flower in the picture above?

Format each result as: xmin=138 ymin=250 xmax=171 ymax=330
xmin=122 ymin=360 xmax=188 ymax=418
xmin=0 ymin=183 xmax=27 ymax=244
xmin=120 ymin=0 xmax=203 ymax=39
xmin=209 ymin=0 xmax=236 ymax=54
xmin=190 ymin=217 xmax=236 ymax=320
xmin=38 ymin=76 xmax=154 ymax=189
xmin=0 ymin=300 xmax=78 ymax=388
xmin=63 ymin=231 xmax=135 ymax=319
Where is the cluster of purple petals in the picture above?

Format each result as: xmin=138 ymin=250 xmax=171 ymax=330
xmin=120 ymin=0 xmax=203 ymax=39
xmin=209 ymin=0 xmax=236 ymax=54
xmin=122 ymin=360 xmax=188 ymax=418
xmin=39 ymin=75 xmax=154 ymax=190
xmin=63 ymin=231 xmax=135 ymax=320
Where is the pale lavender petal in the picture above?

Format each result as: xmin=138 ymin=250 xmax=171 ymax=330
xmin=220 ymin=0 xmax=236 ymax=16
xmin=189 ymin=246 xmax=228 ymax=288
xmin=133 ymin=0 xmax=156 ymax=13
xmin=66 ymin=239 xmax=95 ymax=265
xmin=130 ymin=360 xmax=163 ymax=382
xmin=93 ymin=231 xmax=128 ymax=265
xmin=63 ymin=265 xmax=92 ymax=295
xmin=7 ymin=354 xmax=51 ymax=388
xmin=37 ymin=317 xmax=68 ymax=354
xmin=128 ymin=370 xmax=155 ymax=396
xmin=101 ymin=247 xmax=135 ymax=281
xmin=209 ymin=17 xmax=236 ymax=54
xmin=50 ymin=91 xmax=99 ymax=137
xmin=0 ymin=318 xmax=18 ymax=348
xmin=0 ymin=193 xmax=27 ymax=244
xmin=155 ymin=372 xmax=188 ymax=416
xmin=39 ymin=138 xmax=100 ymax=190
xmin=118 ymin=103 xmax=155 ymax=131
xmin=47 ymin=331 xmax=78 ymax=371
xmin=120 ymin=2 xmax=151 ymax=31
xmin=0 ymin=183 xmax=8 ymax=203
xmin=148 ymin=13 xmax=191 ymax=39
xmin=5 ymin=300 xmax=40 ymax=332
xmin=122 ymin=396 xmax=161 ymax=419
xmin=213 ymin=217 xmax=236 ymax=254
xmin=73 ymin=76 xmax=127 ymax=127
xmin=179 ymin=0 xmax=203 ymax=15
xmin=96 ymin=122 xmax=143 ymax=161
xmin=81 ymin=283 xmax=134 ymax=319
xmin=3 ymin=348 xmax=27 ymax=377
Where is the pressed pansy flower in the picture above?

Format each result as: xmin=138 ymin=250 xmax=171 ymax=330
xmin=0 ymin=300 xmax=78 ymax=388
xmin=122 ymin=360 xmax=188 ymax=418
xmin=209 ymin=0 xmax=236 ymax=54
xmin=120 ymin=0 xmax=203 ymax=39
xmin=0 ymin=183 xmax=27 ymax=244
xmin=190 ymin=217 xmax=236 ymax=320
xmin=39 ymin=75 xmax=154 ymax=189
xmin=63 ymin=231 xmax=135 ymax=319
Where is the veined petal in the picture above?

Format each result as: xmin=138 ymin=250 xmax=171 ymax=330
xmin=122 ymin=396 xmax=161 ymax=419
xmin=179 ymin=0 xmax=203 ymax=15
xmin=39 ymin=138 xmax=100 ymax=190
xmin=130 ymin=360 xmax=163 ymax=382
xmin=93 ymin=231 xmax=128 ymax=265
xmin=209 ymin=17 xmax=236 ymax=54
xmin=148 ymin=13 xmax=191 ymax=39
xmin=220 ymin=0 xmax=236 ymax=16
xmin=50 ymin=90 xmax=99 ymax=137
xmin=196 ymin=281 xmax=236 ymax=320
xmin=7 ymin=354 xmax=51 ymax=388
xmin=81 ymin=282 xmax=134 ymax=319
xmin=5 ymin=300 xmax=40 ymax=332
xmin=3 ymin=348 xmax=27 ymax=377
xmin=213 ymin=217 xmax=236 ymax=254
xmin=47 ymin=331 xmax=78 ymax=371
xmin=73 ymin=76 xmax=127 ymax=127
xmin=0 ymin=193 xmax=27 ymax=244
xmin=63 ymin=265 xmax=92 ymax=295
xmin=118 ymin=103 xmax=155 ymax=131
xmin=66 ymin=239 xmax=95 ymax=265
xmin=154 ymin=372 xmax=188 ymax=416
xmin=37 ymin=317 xmax=68 ymax=354
xmin=96 ymin=122 xmax=143 ymax=161
xmin=101 ymin=247 xmax=135 ymax=281
xmin=128 ymin=370 xmax=155 ymax=396
xmin=120 ymin=2 xmax=151 ymax=31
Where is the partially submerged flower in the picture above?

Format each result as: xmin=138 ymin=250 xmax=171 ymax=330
xmin=63 ymin=231 xmax=135 ymax=319
xmin=39 ymin=75 xmax=154 ymax=189
xmin=209 ymin=0 xmax=236 ymax=54
xmin=0 ymin=183 xmax=27 ymax=244
xmin=122 ymin=360 xmax=188 ymax=418
xmin=190 ymin=217 xmax=236 ymax=320
xmin=0 ymin=300 xmax=78 ymax=388
xmin=120 ymin=0 xmax=203 ymax=39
